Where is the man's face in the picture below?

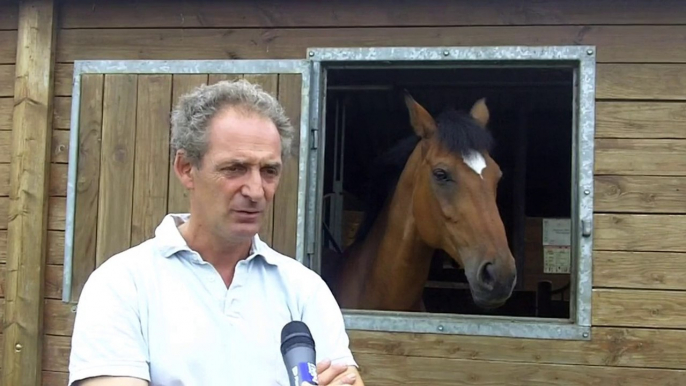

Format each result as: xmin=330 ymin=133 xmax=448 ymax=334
xmin=178 ymin=105 xmax=283 ymax=243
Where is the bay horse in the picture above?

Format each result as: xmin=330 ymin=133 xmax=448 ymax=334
xmin=331 ymin=92 xmax=517 ymax=312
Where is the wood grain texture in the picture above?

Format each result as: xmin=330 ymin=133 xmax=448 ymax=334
xmin=595 ymin=139 xmax=686 ymax=176
xmin=593 ymin=289 xmax=686 ymax=329
xmin=0 ymin=264 xmax=62 ymax=299
xmin=594 ymin=214 xmax=686 ymax=252
xmin=70 ymin=74 xmax=104 ymax=301
xmin=594 ymin=175 xmax=686 ymax=213
xmin=51 ymin=97 xmax=70 ymax=130
xmin=0 ymin=65 xmax=13 ymax=97
xmin=95 ymin=74 xmax=137 ymax=266
xmin=58 ymin=0 xmax=686 ymax=28
xmin=0 ymin=97 xmax=11 ymax=130
xmin=55 ymin=26 xmax=686 ymax=64
xmin=594 ymin=251 xmax=686 ymax=290
xmin=2 ymin=1 xmax=57 ymax=385
xmin=167 ymin=74 xmax=207 ymax=214
xmin=53 ymin=64 xmax=686 ymax=102
xmin=596 ymin=102 xmax=686 ymax=139
xmin=352 ymin=352 xmax=686 ymax=386
xmin=0 ymin=30 xmax=17 ymax=64
xmin=348 ymin=327 xmax=686 ymax=370
xmin=271 ymin=74 xmax=301 ymax=257
xmin=0 ymin=230 xmax=62 ymax=265
xmin=0 ymin=2 xmax=19 ymax=30
xmin=49 ymin=129 xmax=70 ymax=164
xmin=130 ymin=74 xmax=172 ymax=246
xmin=41 ymin=370 xmax=67 ymax=386
xmin=597 ymin=64 xmax=686 ymax=100
xmin=0 ymin=163 xmax=66 ymax=197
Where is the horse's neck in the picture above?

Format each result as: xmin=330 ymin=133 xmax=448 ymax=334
xmin=359 ymin=148 xmax=435 ymax=311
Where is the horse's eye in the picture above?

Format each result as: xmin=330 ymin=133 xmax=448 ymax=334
xmin=432 ymin=168 xmax=449 ymax=182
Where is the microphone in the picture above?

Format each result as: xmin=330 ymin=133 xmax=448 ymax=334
xmin=281 ymin=321 xmax=318 ymax=386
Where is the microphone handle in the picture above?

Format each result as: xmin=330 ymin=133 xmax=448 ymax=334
xmin=284 ymin=346 xmax=318 ymax=386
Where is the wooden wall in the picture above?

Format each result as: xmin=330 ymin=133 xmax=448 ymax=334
xmin=1 ymin=0 xmax=685 ymax=384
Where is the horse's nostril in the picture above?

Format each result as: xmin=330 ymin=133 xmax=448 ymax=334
xmin=479 ymin=262 xmax=496 ymax=289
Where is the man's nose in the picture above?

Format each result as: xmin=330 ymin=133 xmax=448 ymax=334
xmin=241 ymin=169 xmax=264 ymax=201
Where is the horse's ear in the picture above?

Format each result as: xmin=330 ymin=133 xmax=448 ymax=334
xmin=404 ymin=90 xmax=436 ymax=139
xmin=470 ymin=97 xmax=490 ymax=128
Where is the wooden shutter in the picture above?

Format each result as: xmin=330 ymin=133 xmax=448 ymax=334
xmin=67 ymin=71 xmax=303 ymax=301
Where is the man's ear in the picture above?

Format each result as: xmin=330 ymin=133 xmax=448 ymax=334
xmin=173 ymin=151 xmax=195 ymax=190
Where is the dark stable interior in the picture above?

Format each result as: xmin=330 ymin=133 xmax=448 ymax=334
xmin=319 ymin=65 xmax=573 ymax=319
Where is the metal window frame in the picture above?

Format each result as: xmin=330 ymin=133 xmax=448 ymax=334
xmin=61 ymin=59 xmax=315 ymax=302
xmin=305 ymin=46 xmax=596 ymax=341
xmin=62 ymin=46 xmax=596 ymax=341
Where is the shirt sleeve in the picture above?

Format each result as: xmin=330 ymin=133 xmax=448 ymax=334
xmin=300 ymin=276 xmax=358 ymax=368
xmin=68 ymin=256 xmax=151 ymax=386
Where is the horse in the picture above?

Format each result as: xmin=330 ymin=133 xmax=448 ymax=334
xmin=329 ymin=91 xmax=517 ymax=312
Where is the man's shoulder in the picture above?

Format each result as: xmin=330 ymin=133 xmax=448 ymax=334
xmin=85 ymin=239 xmax=159 ymax=286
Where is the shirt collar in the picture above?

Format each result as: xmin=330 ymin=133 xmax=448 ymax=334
xmin=153 ymin=213 xmax=279 ymax=266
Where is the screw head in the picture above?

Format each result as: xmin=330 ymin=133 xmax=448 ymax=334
xmin=15 ymin=343 xmax=22 ymax=352
xmin=443 ymin=50 xmax=450 ymax=56
xmin=582 ymin=332 xmax=589 ymax=338
xmin=586 ymin=49 xmax=594 ymax=55
xmin=437 ymin=325 xmax=444 ymax=331
xmin=308 ymin=51 xmax=315 ymax=57
xmin=584 ymin=189 xmax=590 ymax=195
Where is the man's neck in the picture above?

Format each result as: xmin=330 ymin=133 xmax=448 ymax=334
xmin=177 ymin=217 xmax=253 ymax=282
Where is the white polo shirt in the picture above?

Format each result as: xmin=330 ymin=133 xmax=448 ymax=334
xmin=68 ymin=214 xmax=357 ymax=386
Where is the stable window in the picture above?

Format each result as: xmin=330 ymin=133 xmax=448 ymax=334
xmin=62 ymin=46 xmax=595 ymax=341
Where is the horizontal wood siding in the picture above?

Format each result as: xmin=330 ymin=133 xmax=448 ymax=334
xmin=23 ymin=0 xmax=686 ymax=384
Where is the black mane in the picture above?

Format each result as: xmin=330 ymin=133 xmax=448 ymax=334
xmin=353 ymin=108 xmax=494 ymax=244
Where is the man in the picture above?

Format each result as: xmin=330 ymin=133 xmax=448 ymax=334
xmin=68 ymin=79 xmax=364 ymax=386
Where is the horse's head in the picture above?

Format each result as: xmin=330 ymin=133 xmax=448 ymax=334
xmin=403 ymin=91 xmax=516 ymax=309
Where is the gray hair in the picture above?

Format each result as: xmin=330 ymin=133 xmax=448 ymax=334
xmin=170 ymin=79 xmax=294 ymax=167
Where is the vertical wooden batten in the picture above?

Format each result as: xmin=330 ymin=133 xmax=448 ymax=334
xmin=2 ymin=1 xmax=57 ymax=385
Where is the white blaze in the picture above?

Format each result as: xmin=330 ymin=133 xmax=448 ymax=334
xmin=462 ymin=151 xmax=486 ymax=178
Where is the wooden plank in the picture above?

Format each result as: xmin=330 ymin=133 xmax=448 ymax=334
xmin=595 ymin=139 xmax=686 ymax=176
xmin=0 ymin=31 xmax=17 ymax=65
xmin=43 ymin=299 xmax=75 ymax=337
xmin=48 ymin=163 xmax=67 ymax=197
xmin=53 ymin=64 xmax=72 ymax=97
xmin=0 ymin=97 xmax=11 ymax=130
xmin=0 ymin=65 xmax=16 ymax=97
xmin=208 ymin=74 xmax=242 ymax=84
xmin=2 ymin=1 xmax=57 ymax=385
xmin=0 ymin=163 xmax=67 ymax=197
xmin=50 ymin=129 xmax=70 ymax=164
xmin=0 ymin=264 xmax=61 ymax=299
xmin=596 ymin=102 xmax=686 ymax=139
xmin=167 ymin=74 xmax=208 ymax=214
xmin=272 ymin=74 xmax=301 ymax=257
xmin=39 ymin=324 xmax=686 ymax=373
xmin=52 ymin=96 xmax=70 ymax=130
xmin=594 ymin=214 xmax=686 ymax=253
xmin=243 ymin=74 xmax=278 ymax=246
xmin=58 ymin=0 xmax=686 ymax=28
xmin=130 ymin=75 xmax=172 ymax=246
xmin=96 ymin=74 xmax=137 ymax=266
xmin=594 ymin=175 xmax=686 ymax=213
xmin=70 ymin=74 xmax=104 ymax=301
xmin=0 ymin=131 xmax=74 ymax=163
xmin=47 ymin=196 xmax=65 ymax=231
xmin=0 ymin=231 xmax=64 ymax=266
xmin=594 ymin=251 xmax=686 ymax=290
xmin=352 ymin=352 xmax=686 ymax=386
xmin=0 ymin=2 xmax=19 ymax=30
xmin=597 ymin=64 xmax=686 ymax=100
xmin=55 ymin=26 xmax=686 ymax=64
xmin=42 ymin=371 xmax=67 ymax=386
xmin=593 ymin=289 xmax=686 ymax=329
xmin=349 ymin=327 xmax=686 ymax=370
